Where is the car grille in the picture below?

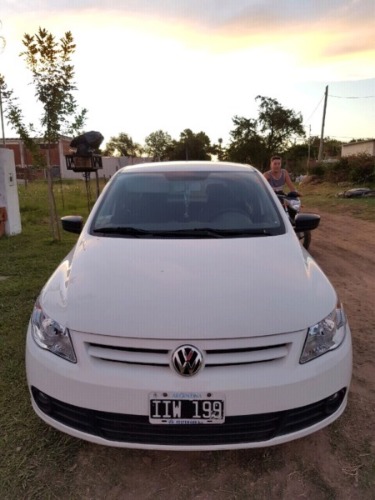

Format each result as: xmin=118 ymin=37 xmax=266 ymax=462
xmin=85 ymin=340 xmax=290 ymax=367
xmin=31 ymin=387 xmax=346 ymax=445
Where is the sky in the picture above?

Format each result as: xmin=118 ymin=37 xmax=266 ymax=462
xmin=1 ymin=0 xmax=375 ymax=149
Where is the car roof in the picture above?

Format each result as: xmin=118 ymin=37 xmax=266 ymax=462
xmin=117 ymin=161 xmax=256 ymax=174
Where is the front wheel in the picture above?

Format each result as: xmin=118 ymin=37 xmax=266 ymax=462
xmin=298 ymin=231 xmax=311 ymax=250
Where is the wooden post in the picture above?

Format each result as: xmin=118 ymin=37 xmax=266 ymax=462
xmin=318 ymin=86 xmax=328 ymax=162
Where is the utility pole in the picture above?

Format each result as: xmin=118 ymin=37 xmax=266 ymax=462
xmin=318 ymin=85 xmax=328 ymax=162
xmin=307 ymin=125 xmax=311 ymax=173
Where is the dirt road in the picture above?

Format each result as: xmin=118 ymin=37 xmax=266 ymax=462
xmin=73 ymin=210 xmax=375 ymax=499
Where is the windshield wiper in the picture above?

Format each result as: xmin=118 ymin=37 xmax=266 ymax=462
xmin=92 ymin=226 xmax=156 ymax=237
xmin=92 ymin=226 xmax=274 ymax=238
xmin=150 ymin=228 xmax=225 ymax=238
xmin=219 ymin=228 xmax=274 ymax=236
xmin=141 ymin=228 xmax=274 ymax=238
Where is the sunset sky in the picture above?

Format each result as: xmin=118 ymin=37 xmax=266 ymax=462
xmin=1 ymin=0 xmax=374 ymax=148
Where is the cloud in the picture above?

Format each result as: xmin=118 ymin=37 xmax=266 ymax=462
xmin=3 ymin=0 xmax=374 ymax=31
xmin=1 ymin=0 xmax=374 ymax=144
xmin=2 ymin=1 xmax=374 ymax=76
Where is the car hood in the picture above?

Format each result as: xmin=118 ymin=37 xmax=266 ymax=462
xmin=40 ymin=233 xmax=336 ymax=339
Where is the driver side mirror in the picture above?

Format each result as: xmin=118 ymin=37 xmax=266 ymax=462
xmin=61 ymin=215 xmax=84 ymax=234
xmin=294 ymin=213 xmax=320 ymax=232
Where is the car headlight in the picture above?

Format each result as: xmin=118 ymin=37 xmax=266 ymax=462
xmin=31 ymin=299 xmax=77 ymax=363
xmin=300 ymin=302 xmax=347 ymax=364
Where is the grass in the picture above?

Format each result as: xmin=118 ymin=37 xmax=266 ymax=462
xmin=0 ymin=178 xmax=374 ymax=498
xmin=300 ymin=180 xmax=375 ymax=221
xmin=0 ymin=179 xmax=97 ymax=499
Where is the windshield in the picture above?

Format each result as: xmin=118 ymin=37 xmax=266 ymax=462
xmin=91 ymin=170 xmax=285 ymax=237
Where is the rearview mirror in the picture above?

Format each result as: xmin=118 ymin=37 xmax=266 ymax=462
xmin=61 ymin=216 xmax=84 ymax=234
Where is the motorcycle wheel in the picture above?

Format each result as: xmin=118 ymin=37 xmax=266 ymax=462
xmin=302 ymin=231 xmax=311 ymax=250
xmin=297 ymin=231 xmax=311 ymax=250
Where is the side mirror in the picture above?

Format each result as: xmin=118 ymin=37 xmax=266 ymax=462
xmin=61 ymin=216 xmax=84 ymax=234
xmin=294 ymin=213 xmax=320 ymax=232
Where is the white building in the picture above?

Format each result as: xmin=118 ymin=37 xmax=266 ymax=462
xmin=341 ymin=139 xmax=375 ymax=157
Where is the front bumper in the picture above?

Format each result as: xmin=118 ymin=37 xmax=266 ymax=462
xmin=26 ymin=325 xmax=352 ymax=450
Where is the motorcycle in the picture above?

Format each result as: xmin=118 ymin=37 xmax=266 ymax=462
xmin=276 ymin=191 xmax=312 ymax=250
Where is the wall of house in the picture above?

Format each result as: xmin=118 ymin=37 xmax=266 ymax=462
xmin=2 ymin=137 xmax=71 ymax=167
xmin=341 ymin=140 xmax=375 ymax=157
xmin=4 ymin=137 xmax=152 ymax=180
xmin=2 ymin=142 xmax=25 ymax=165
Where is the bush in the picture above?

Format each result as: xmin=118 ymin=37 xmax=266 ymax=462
xmin=313 ymin=154 xmax=375 ymax=184
xmin=309 ymin=163 xmax=326 ymax=178
xmin=324 ymin=158 xmax=349 ymax=183
xmin=347 ymin=154 xmax=375 ymax=184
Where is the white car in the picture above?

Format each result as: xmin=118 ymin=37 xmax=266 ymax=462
xmin=26 ymin=161 xmax=352 ymax=450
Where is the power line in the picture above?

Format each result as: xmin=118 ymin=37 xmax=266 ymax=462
xmin=304 ymin=94 xmax=325 ymax=123
xmin=328 ymin=135 xmax=373 ymax=140
xmin=329 ymin=94 xmax=375 ymax=99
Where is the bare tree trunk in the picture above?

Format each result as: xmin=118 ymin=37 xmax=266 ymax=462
xmin=46 ymin=146 xmax=61 ymax=241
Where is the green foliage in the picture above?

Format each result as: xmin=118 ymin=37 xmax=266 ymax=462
xmin=347 ymin=154 xmax=375 ymax=183
xmin=322 ymin=159 xmax=348 ymax=183
xmin=144 ymin=129 xmax=173 ymax=161
xmin=316 ymin=154 xmax=375 ymax=184
xmin=284 ymin=144 xmax=310 ymax=175
xmin=256 ymin=95 xmax=305 ymax=154
xmin=303 ymin=136 xmax=342 ymax=160
xmin=1 ymin=27 xmax=87 ymax=241
xmin=0 ymin=76 xmax=45 ymax=167
xmin=168 ymin=128 xmax=213 ymax=161
xmin=212 ymin=137 xmax=225 ymax=161
xmin=1 ymin=29 xmax=87 ymax=146
xmin=225 ymin=116 xmax=265 ymax=167
xmin=309 ymin=163 xmax=326 ymax=178
xmin=103 ymin=132 xmax=142 ymax=157
xmin=226 ymin=96 xmax=305 ymax=169
xmin=0 ymin=181 xmax=89 ymax=498
xmin=20 ymin=28 xmax=87 ymax=142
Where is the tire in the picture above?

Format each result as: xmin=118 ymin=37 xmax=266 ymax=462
xmin=302 ymin=231 xmax=311 ymax=250
xmin=296 ymin=231 xmax=311 ymax=250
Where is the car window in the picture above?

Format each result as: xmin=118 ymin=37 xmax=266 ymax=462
xmin=91 ymin=170 xmax=285 ymax=237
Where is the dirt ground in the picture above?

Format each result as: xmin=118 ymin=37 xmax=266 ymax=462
xmin=72 ymin=209 xmax=375 ymax=500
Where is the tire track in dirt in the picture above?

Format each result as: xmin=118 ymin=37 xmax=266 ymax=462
xmin=309 ymin=211 xmax=375 ymax=370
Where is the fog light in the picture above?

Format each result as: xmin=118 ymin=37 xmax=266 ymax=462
xmin=33 ymin=388 xmax=52 ymax=415
xmin=325 ymin=389 xmax=346 ymax=415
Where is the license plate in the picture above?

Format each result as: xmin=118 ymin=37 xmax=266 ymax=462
xmin=149 ymin=392 xmax=225 ymax=424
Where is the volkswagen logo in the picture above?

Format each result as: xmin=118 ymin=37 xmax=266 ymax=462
xmin=171 ymin=345 xmax=204 ymax=377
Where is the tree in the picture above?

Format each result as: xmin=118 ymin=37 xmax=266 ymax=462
xmin=168 ymin=129 xmax=213 ymax=161
xmin=1 ymin=28 xmax=87 ymax=240
xmin=144 ymin=129 xmax=172 ymax=161
xmin=0 ymin=76 xmax=45 ymax=164
xmin=102 ymin=132 xmax=142 ymax=158
xmin=225 ymin=116 xmax=265 ymax=167
xmin=256 ymin=95 xmax=305 ymax=155
xmin=211 ymin=137 xmax=226 ymax=161
xmin=283 ymin=143 xmax=309 ymax=175
xmin=226 ymin=96 xmax=305 ymax=170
